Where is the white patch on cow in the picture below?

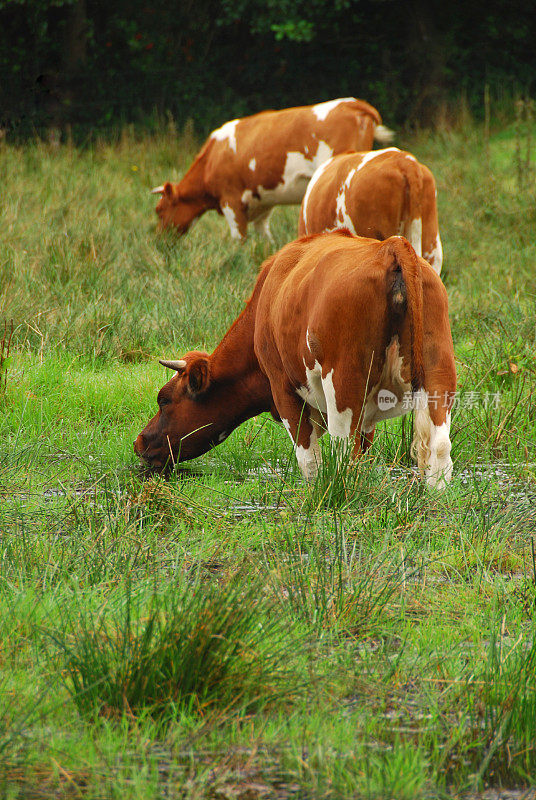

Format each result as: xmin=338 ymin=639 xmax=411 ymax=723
xmin=412 ymin=390 xmax=452 ymax=490
xmin=335 ymin=168 xmax=358 ymax=234
xmin=361 ymin=339 xmax=412 ymax=433
xmin=408 ymin=218 xmax=422 ymax=257
xmin=355 ymin=147 xmax=400 ymax=173
xmin=281 ymin=416 xmax=321 ymax=481
xmin=295 ymin=432 xmax=321 ymax=481
xmin=405 ymin=154 xmax=416 ymax=162
xmin=218 ymin=430 xmax=229 ymax=443
xmin=211 ymin=119 xmax=239 ymax=152
xmin=312 ymin=97 xmax=356 ymax=121
xmin=297 ymin=360 xmax=328 ymax=416
xmin=322 ymin=369 xmax=353 ymax=438
xmin=424 ymin=232 xmax=443 ymax=275
xmin=243 ymin=142 xmax=334 ymax=219
xmin=301 ymin=155 xmax=336 ymax=231
xmin=241 ymin=188 xmax=254 ymax=207
xmin=248 ymin=158 xmax=256 ymax=171
xmin=314 ymin=141 xmax=334 ymax=168
xmin=306 ymin=328 xmax=312 ymax=352
xmin=294 ymin=360 xmax=354 ymax=477
xmin=277 ymin=144 xmax=330 ymax=203
xmin=221 ymin=204 xmax=242 ymax=240
xmin=296 ymin=360 xmax=353 ymax=438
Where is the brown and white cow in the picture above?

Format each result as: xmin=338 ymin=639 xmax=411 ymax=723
xmin=299 ymin=148 xmax=443 ymax=274
xmin=151 ymin=98 xmax=394 ymax=241
xmin=135 ymin=230 xmax=456 ymax=488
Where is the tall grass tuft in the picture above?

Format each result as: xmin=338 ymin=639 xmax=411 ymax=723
xmin=303 ymin=437 xmax=382 ymax=513
xmin=51 ymin=571 xmax=303 ymax=723
xmin=465 ymin=620 xmax=536 ymax=784
xmin=267 ymin=520 xmax=411 ymax=638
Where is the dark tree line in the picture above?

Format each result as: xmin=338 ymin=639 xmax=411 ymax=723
xmin=0 ymin=0 xmax=534 ymax=138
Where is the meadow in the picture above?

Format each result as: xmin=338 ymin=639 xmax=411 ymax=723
xmin=1 ymin=113 xmax=536 ymax=799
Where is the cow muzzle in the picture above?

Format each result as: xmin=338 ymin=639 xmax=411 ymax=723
xmin=134 ymin=433 xmax=147 ymax=459
xmin=134 ymin=434 xmax=170 ymax=473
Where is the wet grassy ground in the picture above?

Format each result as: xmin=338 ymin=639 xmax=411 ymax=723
xmin=1 ymin=117 xmax=536 ymax=798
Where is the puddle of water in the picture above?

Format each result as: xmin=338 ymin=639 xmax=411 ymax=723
xmin=226 ymin=502 xmax=283 ymax=519
xmin=17 ymin=459 xmax=534 ymax=523
xmin=246 ymin=462 xmax=288 ymax=479
xmin=227 ymin=461 xmax=536 ymax=519
xmin=43 ymin=486 xmax=93 ymax=500
xmin=382 ymin=461 xmax=536 ymax=515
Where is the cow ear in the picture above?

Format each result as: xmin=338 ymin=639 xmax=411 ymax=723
xmin=187 ymin=357 xmax=211 ymax=396
xmin=163 ymin=181 xmax=173 ymax=199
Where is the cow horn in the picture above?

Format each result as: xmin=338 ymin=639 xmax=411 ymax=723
xmin=159 ymin=359 xmax=187 ymax=371
xmin=151 ymin=185 xmax=165 ymax=194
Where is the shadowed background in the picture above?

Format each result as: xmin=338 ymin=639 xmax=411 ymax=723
xmin=1 ymin=0 xmax=535 ymax=137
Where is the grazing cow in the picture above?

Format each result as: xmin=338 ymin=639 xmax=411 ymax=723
xmin=151 ymin=98 xmax=394 ymax=241
xmin=135 ymin=230 xmax=455 ymax=488
xmin=299 ymin=148 xmax=443 ymax=274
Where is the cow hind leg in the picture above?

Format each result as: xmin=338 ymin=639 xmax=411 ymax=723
xmin=406 ymin=217 xmax=423 ymax=257
xmin=360 ymin=427 xmax=375 ymax=453
xmin=423 ymin=231 xmax=443 ymax=275
xmin=411 ymin=389 xmax=453 ymax=490
xmin=421 ymin=167 xmax=443 ymax=274
xmin=274 ymin=388 xmax=321 ymax=480
xmin=253 ymin=208 xmax=274 ymax=243
xmin=321 ymin=369 xmax=372 ymax=463
xmin=221 ymin=198 xmax=248 ymax=240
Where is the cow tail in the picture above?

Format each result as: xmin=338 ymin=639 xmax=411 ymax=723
xmin=349 ymin=99 xmax=394 ymax=146
xmin=386 ymin=237 xmax=424 ymax=391
xmin=374 ymin=124 xmax=395 ymax=144
xmin=401 ymin=159 xmax=424 ymax=258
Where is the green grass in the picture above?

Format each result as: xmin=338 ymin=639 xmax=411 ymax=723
xmin=1 ymin=118 xmax=536 ymax=798
xmin=51 ymin=569 xmax=306 ymax=722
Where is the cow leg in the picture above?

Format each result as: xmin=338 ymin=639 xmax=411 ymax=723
xmin=273 ymin=387 xmax=321 ymax=480
xmin=220 ymin=198 xmax=248 ymax=240
xmin=320 ymin=369 xmax=372 ymax=462
xmin=253 ymin=208 xmax=274 ymax=243
xmin=421 ymin=168 xmax=443 ymax=274
xmin=411 ymin=388 xmax=453 ymax=490
xmin=360 ymin=427 xmax=375 ymax=453
xmin=422 ymin=229 xmax=443 ymax=275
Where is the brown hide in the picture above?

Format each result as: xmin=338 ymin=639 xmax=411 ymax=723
xmin=298 ymin=148 xmax=443 ymax=274
xmin=153 ymin=98 xmax=391 ymax=239
xmin=135 ymin=231 xmax=455 ymax=485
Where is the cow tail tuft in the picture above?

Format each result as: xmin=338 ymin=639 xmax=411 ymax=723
xmin=374 ymin=124 xmax=395 ymax=144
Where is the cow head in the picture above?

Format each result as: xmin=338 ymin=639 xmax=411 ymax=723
xmin=134 ymin=351 xmax=232 ymax=472
xmin=151 ymin=182 xmax=206 ymax=234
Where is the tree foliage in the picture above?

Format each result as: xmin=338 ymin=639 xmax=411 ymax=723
xmin=0 ymin=0 xmax=534 ymax=136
